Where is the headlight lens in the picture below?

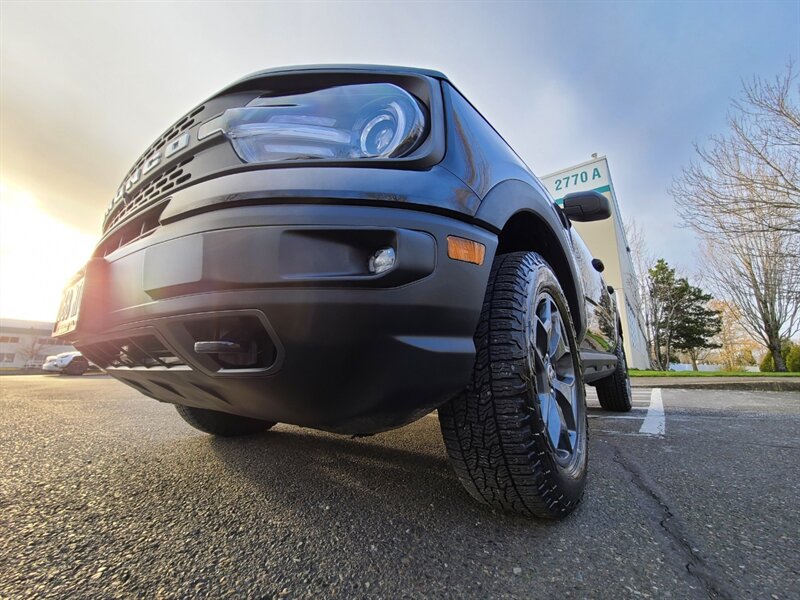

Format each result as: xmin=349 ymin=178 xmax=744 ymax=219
xmin=199 ymin=83 xmax=427 ymax=163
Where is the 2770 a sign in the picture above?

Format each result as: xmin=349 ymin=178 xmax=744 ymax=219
xmin=553 ymin=167 xmax=603 ymax=192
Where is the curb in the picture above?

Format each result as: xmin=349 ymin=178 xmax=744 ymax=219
xmin=631 ymin=380 xmax=800 ymax=393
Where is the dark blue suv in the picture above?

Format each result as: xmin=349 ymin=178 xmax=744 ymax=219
xmin=56 ymin=65 xmax=632 ymax=518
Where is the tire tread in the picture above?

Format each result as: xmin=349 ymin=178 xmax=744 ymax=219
xmin=595 ymin=341 xmax=633 ymax=412
xmin=439 ymin=252 xmax=587 ymax=518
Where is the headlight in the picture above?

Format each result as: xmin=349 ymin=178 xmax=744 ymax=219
xmin=199 ymin=83 xmax=427 ymax=163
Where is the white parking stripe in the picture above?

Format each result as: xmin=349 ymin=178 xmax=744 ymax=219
xmin=639 ymin=388 xmax=665 ymax=436
xmin=588 ymin=406 xmax=648 ymax=412
xmin=588 ymin=415 xmax=644 ymax=420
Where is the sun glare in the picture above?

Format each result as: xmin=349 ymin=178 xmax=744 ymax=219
xmin=0 ymin=182 xmax=97 ymax=322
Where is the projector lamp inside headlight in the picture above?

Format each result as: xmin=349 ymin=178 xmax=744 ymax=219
xmin=199 ymin=83 xmax=427 ymax=164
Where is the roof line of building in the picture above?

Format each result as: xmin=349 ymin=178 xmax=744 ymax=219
xmin=540 ymin=154 xmax=608 ymax=180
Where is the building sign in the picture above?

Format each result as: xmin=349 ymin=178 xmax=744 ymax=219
xmin=537 ymin=156 xmax=651 ymax=369
xmin=540 ymin=156 xmax=612 ymax=204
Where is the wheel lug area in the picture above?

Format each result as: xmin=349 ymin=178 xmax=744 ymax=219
xmin=544 ymin=354 xmax=556 ymax=384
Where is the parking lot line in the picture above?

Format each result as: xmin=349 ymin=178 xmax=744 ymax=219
xmin=639 ymin=388 xmax=665 ymax=436
xmin=588 ymin=415 xmax=645 ymax=420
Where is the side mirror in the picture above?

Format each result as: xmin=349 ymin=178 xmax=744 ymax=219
xmin=561 ymin=191 xmax=612 ymax=222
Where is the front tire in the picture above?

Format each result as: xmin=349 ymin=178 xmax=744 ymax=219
xmin=175 ymin=405 xmax=276 ymax=437
xmin=594 ymin=337 xmax=632 ymax=412
xmin=439 ymin=252 xmax=588 ymax=519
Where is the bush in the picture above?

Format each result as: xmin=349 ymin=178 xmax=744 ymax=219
xmin=761 ymin=341 xmax=799 ymax=372
xmin=787 ymin=344 xmax=800 ymax=372
xmin=760 ymin=351 xmax=775 ymax=372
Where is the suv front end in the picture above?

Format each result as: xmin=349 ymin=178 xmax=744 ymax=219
xmin=55 ymin=66 xmax=498 ymax=434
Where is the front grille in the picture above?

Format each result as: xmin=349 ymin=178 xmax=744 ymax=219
xmin=103 ymin=104 xmax=205 ymax=233
xmin=104 ymin=158 xmax=193 ymax=232
xmin=126 ymin=105 xmax=205 ymax=184
xmin=81 ymin=335 xmax=187 ymax=369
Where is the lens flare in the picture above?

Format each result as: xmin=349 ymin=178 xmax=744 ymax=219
xmin=0 ymin=182 xmax=95 ymax=321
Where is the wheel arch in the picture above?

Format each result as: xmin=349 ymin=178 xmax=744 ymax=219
xmin=475 ymin=179 xmax=587 ymax=340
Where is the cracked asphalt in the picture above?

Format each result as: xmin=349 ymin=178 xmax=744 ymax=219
xmin=1 ymin=375 xmax=798 ymax=599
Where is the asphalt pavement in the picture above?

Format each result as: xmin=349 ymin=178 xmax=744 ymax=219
xmin=1 ymin=375 xmax=798 ymax=599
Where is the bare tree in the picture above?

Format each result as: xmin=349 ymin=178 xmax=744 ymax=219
xmin=17 ymin=333 xmax=43 ymax=367
xmin=672 ymin=64 xmax=799 ymax=236
xmin=672 ymin=64 xmax=800 ymax=371
xmin=624 ymin=218 xmax=657 ymax=365
xmin=699 ymin=224 xmax=799 ymax=371
xmin=709 ymin=300 xmax=760 ymax=371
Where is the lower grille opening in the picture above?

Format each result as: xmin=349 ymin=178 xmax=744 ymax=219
xmin=98 ymin=202 xmax=166 ymax=258
xmin=81 ymin=335 xmax=187 ymax=369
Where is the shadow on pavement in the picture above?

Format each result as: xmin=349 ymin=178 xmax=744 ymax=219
xmin=198 ymin=420 xmax=556 ymax=532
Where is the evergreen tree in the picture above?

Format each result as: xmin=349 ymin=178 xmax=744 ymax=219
xmin=672 ymin=283 xmax=722 ymax=370
xmin=646 ymin=259 xmax=722 ymax=370
xmin=647 ymin=260 xmax=683 ymax=369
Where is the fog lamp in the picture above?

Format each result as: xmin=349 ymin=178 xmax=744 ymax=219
xmin=369 ymin=247 xmax=396 ymax=274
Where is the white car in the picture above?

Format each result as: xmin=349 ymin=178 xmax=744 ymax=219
xmin=42 ymin=351 xmax=91 ymax=376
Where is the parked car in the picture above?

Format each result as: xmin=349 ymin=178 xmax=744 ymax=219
xmin=55 ymin=65 xmax=632 ymax=518
xmin=42 ymin=351 xmax=90 ymax=376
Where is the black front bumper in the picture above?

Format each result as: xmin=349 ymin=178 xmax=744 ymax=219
xmin=74 ymin=204 xmax=497 ymax=434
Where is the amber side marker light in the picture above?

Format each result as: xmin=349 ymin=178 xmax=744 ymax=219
xmin=447 ymin=236 xmax=486 ymax=265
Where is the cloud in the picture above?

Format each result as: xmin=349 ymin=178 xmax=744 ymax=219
xmin=1 ymin=0 xmax=796 ymax=302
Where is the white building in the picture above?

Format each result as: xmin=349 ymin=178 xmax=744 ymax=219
xmin=540 ymin=155 xmax=651 ymax=369
xmin=0 ymin=318 xmax=76 ymax=369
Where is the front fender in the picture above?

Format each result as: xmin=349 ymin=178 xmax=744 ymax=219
xmin=474 ymin=179 xmax=588 ymax=341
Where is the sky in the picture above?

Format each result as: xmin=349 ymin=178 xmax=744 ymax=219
xmin=0 ymin=0 xmax=798 ymax=321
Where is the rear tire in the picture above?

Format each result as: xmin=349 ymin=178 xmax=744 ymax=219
xmin=595 ymin=338 xmax=632 ymax=412
xmin=439 ymin=252 xmax=588 ymax=519
xmin=175 ymin=405 xmax=276 ymax=437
